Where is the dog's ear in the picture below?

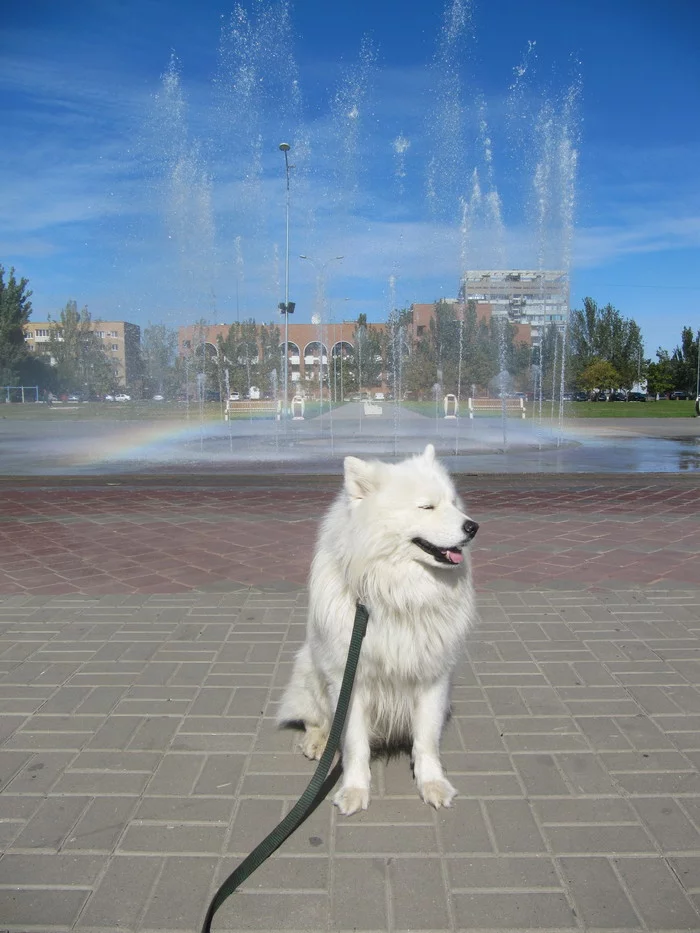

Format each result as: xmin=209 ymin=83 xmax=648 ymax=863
xmin=422 ymin=443 xmax=436 ymax=462
xmin=344 ymin=456 xmax=379 ymax=499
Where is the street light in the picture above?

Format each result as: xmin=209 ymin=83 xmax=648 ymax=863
xmin=299 ymin=255 xmax=344 ymax=418
xmin=278 ymin=143 xmax=294 ymax=418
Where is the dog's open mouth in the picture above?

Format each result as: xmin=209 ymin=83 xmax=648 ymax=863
xmin=412 ymin=537 xmax=464 ymax=565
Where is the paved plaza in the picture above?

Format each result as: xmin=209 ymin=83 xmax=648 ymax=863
xmin=1 ymin=473 xmax=700 ymax=931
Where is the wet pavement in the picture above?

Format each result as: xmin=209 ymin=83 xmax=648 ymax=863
xmin=1 ymin=471 xmax=700 ymax=931
xmin=1 ymin=406 xmax=698 ymax=475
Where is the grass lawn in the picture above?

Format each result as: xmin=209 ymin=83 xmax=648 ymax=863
xmin=0 ymin=400 xmax=226 ymax=422
xmin=560 ymin=399 xmax=697 ymax=418
xmin=404 ymin=399 xmax=698 ymax=419
xmin=0 ymin=397 xmax=696 ymax=421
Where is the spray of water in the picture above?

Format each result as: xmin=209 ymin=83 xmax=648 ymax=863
xmin=130 ymin=0 xmax=582 ymax=468
xmin=426 ymin=0 xmax=473 ymax=220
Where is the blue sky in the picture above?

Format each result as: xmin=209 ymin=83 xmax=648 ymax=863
xmin=1 ymin=0 xmax=698 ymax=356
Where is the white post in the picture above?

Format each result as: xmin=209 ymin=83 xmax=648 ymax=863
xmin=279 ymin=143 xmax=292 ymax=419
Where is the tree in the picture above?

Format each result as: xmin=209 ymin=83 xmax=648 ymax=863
xmin=141 ymin=324 xmax=179 ymax=396
xmin=670 ymin=326 xmax=700 ymax=394
xmin=258 ymin=322 xmax=282 ymax=397
xmin=578 ymin=359 xmax=621 ymax=395
xmin=44 ymin=302 xmax=115 ymax=397
xmin=384 ymin=307 xmax=412 ymax=400
xmin=353 ymin=314 xmax=383 ymax=394
xmin=646 ymin=352 xmax=675 ymax=398
xmin=568 ymin=297 xmax=644 ymax=390
xmin=0 ymin=264 xmax=33 ymax=385
xmin=218 ymin=319 xmax=259 ymax=396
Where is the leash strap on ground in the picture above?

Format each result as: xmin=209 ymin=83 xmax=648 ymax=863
xmin=200 ymin=601 xmax=370 ymax=933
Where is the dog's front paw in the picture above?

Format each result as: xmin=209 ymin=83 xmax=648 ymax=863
xmin=299 ymin=726 xmax=328 ymax=761
xmin=333 ymin=785 xmax=370 ymax=816
xmin=419 ymin=778 xmax=457 ymax=809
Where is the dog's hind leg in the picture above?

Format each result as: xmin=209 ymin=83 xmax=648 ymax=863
xmin=412 ymin=677 xmax=457 ymax=809
xmin=276 ymin=644 xmax=331 ymax=760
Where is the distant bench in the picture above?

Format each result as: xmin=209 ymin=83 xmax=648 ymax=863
xmin=468 ymin=397 xmax=526 ymax=419
xmin=225 ymin=400 xmax=281 ymax=421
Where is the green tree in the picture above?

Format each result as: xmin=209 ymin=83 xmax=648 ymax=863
xmin=568 ymin=297 xmax=644 ymax=390
xmin=403 ymin=338 xmax=437 ymax=399
xmin=646 ymin=350 xmax=675 ymax=398
xmin=141 ymin=324 xmax=179 ymax=396
xmin=0 ymin=264 xmax=33 ymax=385
xmin=535 ymin=322 xmax=561 ymax=397
xmin=258 ymin=322 xmax=282 ymax=396
xmin=219 ymin=319 xmax=259 ymax=396
xmin=384 ymin=307 xmax=412 ymax=400
xmin=353 ymin=314 xmax=383 ymax=394
xmin=578 ymin=359 xmax=621 ymax=395
xmin=670 ymin=326 xmax=700 ymax=394
xmin=44 ymin=302 xmax=115 ymax=397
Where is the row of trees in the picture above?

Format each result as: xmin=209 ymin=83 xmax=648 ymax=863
xmin=182 ymin=303 xmax=534 ymax=403
xmin=0 ymin=264 xmax=184 ymax=399
xmin=567 ymin=297 xmax=698 ymax=397
xmin=2 ymin=261 xmax=697 ymax=402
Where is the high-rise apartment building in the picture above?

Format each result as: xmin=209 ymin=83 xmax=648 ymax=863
xmin=459 ymin=270 xmax=569 ymax=347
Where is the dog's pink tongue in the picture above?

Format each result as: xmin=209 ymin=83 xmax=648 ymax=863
xmin=446 ymin=549 xmax=463 ymax=564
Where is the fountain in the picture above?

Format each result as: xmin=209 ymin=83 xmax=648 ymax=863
xmin=25 ymin=0 xmax=645 ymax=476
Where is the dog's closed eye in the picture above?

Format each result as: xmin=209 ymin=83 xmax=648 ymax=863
xmin=418 ymin=504 xmax=435 ymax=510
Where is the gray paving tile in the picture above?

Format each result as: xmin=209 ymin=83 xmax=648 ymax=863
xmin=558 ymin=856 xmax=640 ymax=928
xmin=331 ymin=857 xmax=387 ymax=930
xmin=452 ymin=890 xmax=577 ymax=929
xmin=0 ymin=888 xmax=90 ymax=927
xmin=615 ymin=856 xmax=700 ymax=929
xmin=77 ymin=854 xmax=161 ymax=927
xmin=142 ymin=855 xmax=220 ymax=929
xmin=390 ymin=858 xmax=450 ymax=930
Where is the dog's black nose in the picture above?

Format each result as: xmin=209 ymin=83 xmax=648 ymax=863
xmin=462 ymin=519 xmax=479 ymax=541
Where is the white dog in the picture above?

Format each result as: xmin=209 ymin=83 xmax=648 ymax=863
xmin=277 ymin=444 xmax=478 ymax=816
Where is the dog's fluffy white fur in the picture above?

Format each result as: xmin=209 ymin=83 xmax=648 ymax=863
xmin=277 ymin=444 xmax=478 ymax=815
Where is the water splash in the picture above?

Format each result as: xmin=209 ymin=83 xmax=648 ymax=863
xmin=128 ymin=0 xmax=582 ymax=470
xmin=329 ymin=34 xmax=378 ymax=209
xmin=426 ymin=0 xmax=473 ymax=219
xmin=392 ymin=133 xmax=411 ymax=196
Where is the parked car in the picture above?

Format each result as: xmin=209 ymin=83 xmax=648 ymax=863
xmin=627 ymin=391 xmax=647 ymax=402
xmin=609 ymin=392 xmax=627 ymax=402
xmin=114 ymin=393 xmax=131 ymax=402
xmin=104 ymin=394 xmax=115 ymax=401
xmin=573 ymin=392 xmax=588 ymax=402
xmin=374 ymin=392 xmax=385 ymax=400
xmin=152 ymin=394 xmax=165 ymax=401
xmin=670 ymin=391 xmax=688 ymax=400
xmin=229 ymin=392 xmax=240 ymax=401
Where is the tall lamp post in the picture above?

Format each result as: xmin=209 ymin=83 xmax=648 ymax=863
xmin=278 ymin=143 xmax=295 ymax=418
xmin=299 ymin=255 xmax=344 ymax=417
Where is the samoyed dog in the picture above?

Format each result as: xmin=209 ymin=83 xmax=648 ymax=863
xmin=277 ymin=444 xmax=479 ymax=816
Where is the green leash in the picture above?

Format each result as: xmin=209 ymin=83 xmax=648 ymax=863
xmin=201 ymin=601 xmax=369 ymax=933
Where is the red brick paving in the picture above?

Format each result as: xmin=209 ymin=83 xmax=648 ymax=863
xmin=0 ymin=477 xmax=698 ymax=595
